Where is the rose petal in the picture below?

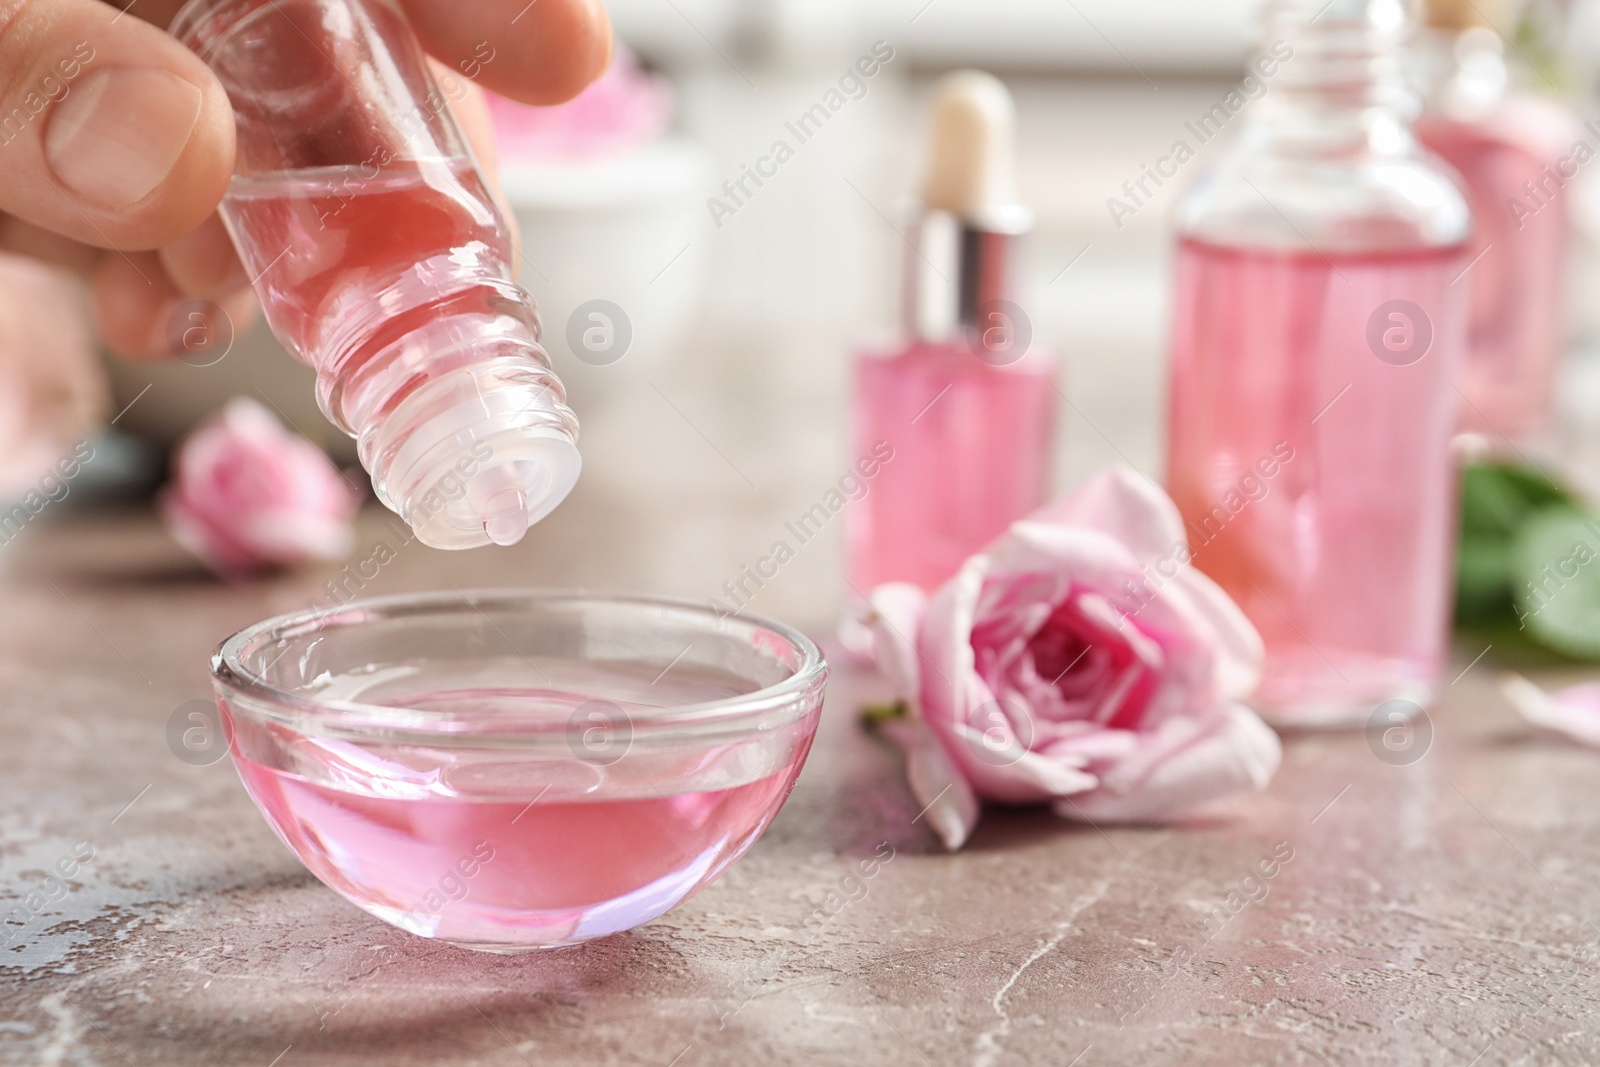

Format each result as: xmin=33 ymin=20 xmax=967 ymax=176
xmin=865 ymin=583 xmax=928 ymax=708
xmin=1038 ymin=725 xmax=1137 ymax=763
xmin=1026 ymin=465 xmax=1187 ymax=566
xmin=487 ymin=45 xmax=674 ymax=162
xmin=1502 ymin=674 xmax=1600 ymax=748
xmin=1158 ymin=567 xmax=1265 ymax=701
xmin=238 ymin=510 xmax=357 ymax=562
xmin=876 ymin=464 xmax=1282 ymax=836
xmin=919 ymin=555 xmax=986 ymax=705
xmin=947 ymin=729 xmax=1099 ymax=800
xmin=986 ymin=522 xmax=1144 ymax=598
xmin=161 ymin=491 xmax=257 ymax=574
xmin=834 ymin=609 xmax=878 ymax=667
xmin=161 ymin=398 xmax=358 ymax=576
xmin=1055 ymin=703 xmax=1281 ymax=824
xmin=881 ymin=718 xmax=980 ymax=851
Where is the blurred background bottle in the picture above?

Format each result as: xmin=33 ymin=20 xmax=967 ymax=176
xmin=1166 ymin=0 xmax=1471 ymax=727
xmin=1414 ymin=0 xmax=1578 ymax=444
xmin=848 ymin=71 xmax=1058 ymax=595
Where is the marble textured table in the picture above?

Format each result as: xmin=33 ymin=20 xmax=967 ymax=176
xmin=4 ymin=70 xmax=1600 ymax=1066
xmin=3 ymin=479 xmax=1599 ymax=1067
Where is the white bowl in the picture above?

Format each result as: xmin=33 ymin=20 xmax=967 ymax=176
xmin=498 ymin=138 xmax=713 ymax=403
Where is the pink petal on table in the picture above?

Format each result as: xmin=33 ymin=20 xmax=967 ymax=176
xmin=1502 ymin=674 xmax=1600 ymax=748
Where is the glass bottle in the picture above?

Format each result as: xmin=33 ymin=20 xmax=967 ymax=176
xmin=1165 ymin=0 xmax=1471 ymax=727
xmin=848 ymin=71 xmax=1057 ymax=595
xmin=1413 ymin=0 xmax=1577 ymax=442
xmin=173 ymin=0 xmax=580 ymax=550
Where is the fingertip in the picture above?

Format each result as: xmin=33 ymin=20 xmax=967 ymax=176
xmin=158 ymin=213 xmax=247 ymax=298
xmin=90 ymin=251 xmax=175 ymax=359
xmin=94 ymin=251 xmax=259 ymax=361
xmin=0 ymin=4 xmax=239 ymax=252
xmin=539 ymin=0 xmax=613 ymax=104
xmin=404 ymin=0 xmax=614 ymax=106
xmin=90 ymin=67 xmax=237 ymax=249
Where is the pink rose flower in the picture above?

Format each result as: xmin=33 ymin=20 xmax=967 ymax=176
xmin=486 ymin=45 xmax=673 ymax=162
xmin=867 ymin=466 xmax=1282 ymax=850
xmin=161 ymin=398 xmax=359 ymax=576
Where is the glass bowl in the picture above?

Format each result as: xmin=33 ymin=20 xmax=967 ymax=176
xmin=211 ymin=590 xmax=827 ymax=951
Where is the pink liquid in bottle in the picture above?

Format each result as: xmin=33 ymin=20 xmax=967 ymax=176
xmin=1418 ymin=109 xmax=1571 ymax=440
xmin=850 ymin=340 xmax=1055 ymax=592
xmin=846 ymin=72 xmax=1058 ymax=598
xmin=178 ymin=0 xmax=579 ymax=549
xmin=228 ymin=683 xmax=815 ymax=948
xmin=1166 ymin=238 xmax=1467 ymax=724
xmin=223 ymin=160 xmax=506 ymax=383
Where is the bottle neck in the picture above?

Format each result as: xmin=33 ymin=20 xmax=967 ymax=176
xmin=900 ymin=208 xmax=1031 ymax=345
xmin=1246 ymin=0 xmax=1419 ymax=157
xmin=1176 ymin=0 xmax=1471 ymax=253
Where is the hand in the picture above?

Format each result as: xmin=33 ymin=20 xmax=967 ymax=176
xmin=0 ymin=0 xmax=612 ymax=359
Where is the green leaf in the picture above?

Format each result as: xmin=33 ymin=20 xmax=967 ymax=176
xmin=1513 ymin=509 xmax=1600 ymax=661
xmin=1460 ymin=461 xmax=1579 ymax=539
xmin=1455 ymin=538 xmax=1513 ymax=623
xmin=1456 ymin=461 xmax=1583 ymax=625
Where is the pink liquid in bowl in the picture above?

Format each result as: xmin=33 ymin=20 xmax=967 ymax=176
xmin=225 ymin=677 xmax=817 ymax=950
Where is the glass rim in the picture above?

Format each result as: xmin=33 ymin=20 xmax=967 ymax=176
xmin=211 ymin=588 xmax=828 ymax=741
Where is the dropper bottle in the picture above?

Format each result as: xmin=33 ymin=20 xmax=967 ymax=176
xmin=1413 ymin=0 xmax=1576 ymax=441
xmin=1165 ymin=0 xmax=1470 ymax=725
xmin=848 ymin=71 xmax=1058 ymax=594
xmin=172 ymin=0 xmax=580 ymax=549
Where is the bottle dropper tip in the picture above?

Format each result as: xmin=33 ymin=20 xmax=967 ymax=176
xmin=481 ymin=486 xmax=530 ymax=547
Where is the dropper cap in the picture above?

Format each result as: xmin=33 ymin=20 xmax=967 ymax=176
xmin=904 ymin=71 xmax=1033 ymax=344
xmin=350 ymin=310 xmax=581 ymax=551
xmin=922 ymin=71 xmax=1027 ymax=231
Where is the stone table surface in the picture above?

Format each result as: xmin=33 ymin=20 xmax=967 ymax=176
xmin=1 ymin=501 xmax=1598 ymax=1067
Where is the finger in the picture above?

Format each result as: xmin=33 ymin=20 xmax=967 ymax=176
xmin=92 ymin=257 xmax=258 ymax=361
xmin=91 ymin=251 xmax=181 ymax=358
xmin=134 ymin=0 xmax=611 ymax=101
xmin=158 ymin=213 xmax=247 ymax=298
xmin=0 ymin=0 xmax=234 ymax=251
xmin=0 ymin=215 xmax=99 ymax=273
xmin=399 ymin=0 xmax=612 ymax=105
xmin=90 ymin=250 xmax=255 ymax=360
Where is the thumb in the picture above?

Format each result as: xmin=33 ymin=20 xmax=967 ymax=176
xmin=0 ymin=0 xmax=234 ymax=251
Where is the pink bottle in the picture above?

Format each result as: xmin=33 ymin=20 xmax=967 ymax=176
xmin=174 ymin=0 xmax=580 ymax=549
xmin=849 ymin=72 xmax=1057 ymax=594
xmin=1413 ymin=0 xmax=1577 ymax=441
xmin=1166 ymin=0 xmax=1471 ymax=727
